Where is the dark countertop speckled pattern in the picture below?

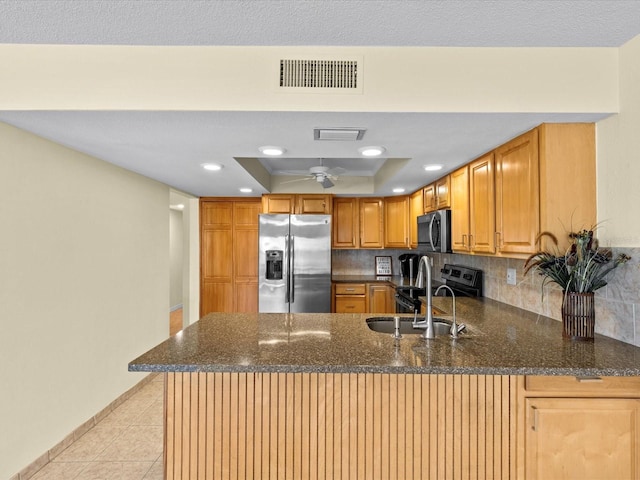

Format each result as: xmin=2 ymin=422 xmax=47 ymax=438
xmin=129 ymin=297 xmax=640 ymax=376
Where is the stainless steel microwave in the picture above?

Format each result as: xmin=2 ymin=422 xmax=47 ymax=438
xmin=417 ymin=209 xmax=452 ymax=252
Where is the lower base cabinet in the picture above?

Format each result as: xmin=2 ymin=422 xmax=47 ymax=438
xmin=525 ymin=397 xmax=640 ymax=480
xmin=164 ymin=372 xmax=518 ymax=479
xmin=163 ymin=373 xmax=640 ymax=479
xmin=523 ymin=376 xmax=640 ymax=480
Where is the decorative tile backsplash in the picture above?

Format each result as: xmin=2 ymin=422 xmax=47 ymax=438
xmin=333 ymin=248 xmax=640 ymax=346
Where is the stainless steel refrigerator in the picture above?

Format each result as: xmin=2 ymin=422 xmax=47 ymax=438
xmin=258 ymin=214 xmax=332 ymax=313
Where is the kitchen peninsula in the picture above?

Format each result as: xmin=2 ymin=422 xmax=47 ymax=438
xmin=130 ymin=297 xmax=640 ymax=480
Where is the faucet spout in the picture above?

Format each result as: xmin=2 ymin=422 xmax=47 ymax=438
xmin=413 ymin=255 xmax=435 ymax=339
xmin=434 ymin=285 xmax=459 ymax=339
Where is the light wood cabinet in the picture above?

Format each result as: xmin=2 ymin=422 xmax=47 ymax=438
xmin=423 ymin=183 xmax=437 ymax=213
xmin=469 ymin=152 xmax=496 ymax=254
xmin=523 ymin=376 xmax=640 ymax=480
xmin=333 ymin=283 xmax=367 ymax=313
xmin=448 ymin=123 xmax=595 ymax=258
xmin=165 ymin=372 xmax=519 ymax=479
xmin=368 ymin=284 xmax=395 ymax=313
xmin=450 ymin=166 xmax=470 ymax=252
xmin=200 ymin=198 xmax=261 ymax=315
xmin=495 ymin=129 xmax=540 ymax=255
xmin=359 ymin=198 xmax=384 ymax=249
xmin=409 ymin=189 xmax=424 ymax=248
xmin=332 ymin=197 xmax=359 ymax=248
xmin=423 ymin=176 xmax=450 ymax=213
xmin=384 ymin=195 xmax=409 ymax=248
xmin=262 ymin=194 xmax=332 ymax=214
xmin=435 ymin=175 xmax=450 ymax=209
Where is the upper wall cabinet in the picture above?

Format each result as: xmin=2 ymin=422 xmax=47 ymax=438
xmin=409 ymin=189 xmax=424 ymax=248
xmin=384 ymin=195 xmax=409 ymax=248
xmin=424 ymin=176 xmax=450 ymax=213
xmin=332 ymin=197 xmax=386 ymax=249
xmin=262 ymin=194 xmax=332 ymax=215
xmin=494 ymin=129 xmax=540 ymax=255
xmin=448 ymin=123 xmax=596 ymax=258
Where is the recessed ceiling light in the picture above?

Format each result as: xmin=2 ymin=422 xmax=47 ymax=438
xmin=424 ymin=164 xmax=443 ymax=171
xmin=239 ymin=188 xmax=253 ymax=193
xmin=259 ymin=146 xmax=286 ymax=156
xmin=392 ymin=188 xmax=405 ymax=193
xmin=358 ymin=146 xmax=386 ymax=157
xmin=201 ymin=163 xmax=223 ymax=171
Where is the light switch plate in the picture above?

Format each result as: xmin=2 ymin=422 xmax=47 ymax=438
xmin=506 ymin=268 xmax=517 ymax=285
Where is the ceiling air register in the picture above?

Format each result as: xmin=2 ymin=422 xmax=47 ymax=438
xmin=280 ymin=59 xmax=358 ymax=89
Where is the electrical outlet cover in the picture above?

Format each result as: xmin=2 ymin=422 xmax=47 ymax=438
xmin=507 ymin=268 xmax=517 ymax=285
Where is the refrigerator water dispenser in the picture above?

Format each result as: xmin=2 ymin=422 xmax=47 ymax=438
xmin=265 ymin=250 xmax=283 ymax=280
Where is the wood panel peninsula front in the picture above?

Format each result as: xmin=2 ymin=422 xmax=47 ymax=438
xmin=130 ymin=297 xmax=640 ymax=480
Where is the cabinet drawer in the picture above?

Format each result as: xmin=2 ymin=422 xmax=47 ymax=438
xmin=335 ymin=296 xmax=366 ymax=313
xmin=526 ymin=375 xmax=640 ymax=396
xmin=335 ymin=284 xmax=366 ymax=295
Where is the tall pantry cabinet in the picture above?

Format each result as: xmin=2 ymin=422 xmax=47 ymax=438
xmin=200 ymin=198 xmax=261 ymax=315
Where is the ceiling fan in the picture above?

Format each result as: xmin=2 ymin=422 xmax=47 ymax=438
xmin=280 ymin=160 xmax=346 ymax=189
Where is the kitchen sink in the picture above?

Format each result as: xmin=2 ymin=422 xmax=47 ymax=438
xmin=366 ymin=316 xmax=455 ymax=336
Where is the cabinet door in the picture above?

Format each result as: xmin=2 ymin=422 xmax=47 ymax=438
xmin=495 ymin=129 xmax=540 ymax=254
xmin=233 ymin=202 xmax=260 ymax=312
xmin=450 ymin=166 xmax=470 ymax=252
xmin=409 ymin=189 xmax=424 ymax=248
xmin=297 ymin=194 xmax=332 ymax=214
xmin=469 ymin=153 xmax=496 ymax=254
xmin=526 ymin=397 xmax=640 ymax=480
xmin=435 ymin=175 xmax=450 ymax=209
xmin=384 ymin=195 xmax=409 ymax=248
xmin=423 ymin=184 xmax=436 ymax=213
xmin=359 ymin=198 xmax=384 ymax=248
xmin=200 ymin=202 xmax=234 ymax=315
xmin=332 ymin=197 xmax=359 ymax=248
xmin=368 ymin=284 xmax=394 ymax=313
xmin=262 ymin=194 xmax=295 ymax=214
xmin=335 ymin=295 xmax=367 ymax=313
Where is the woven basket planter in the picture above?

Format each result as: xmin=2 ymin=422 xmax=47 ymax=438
xmin=562 ymin=291 xmax=595 ymax=341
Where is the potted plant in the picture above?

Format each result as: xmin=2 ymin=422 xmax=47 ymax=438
xmin=524 ymin=229 xmax=631 ymax=340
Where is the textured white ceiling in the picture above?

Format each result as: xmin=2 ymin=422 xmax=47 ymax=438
xmin=3 ymin=0 xmax=640 ymax=47
xmin=1 ymin=0 xmax=639 ymax=196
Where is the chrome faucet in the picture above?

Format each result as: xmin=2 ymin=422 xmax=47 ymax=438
xmin=434 ymin=285 xmax=460 ymax=339
xmin=413 ymin=255 xmax=435 ymax=339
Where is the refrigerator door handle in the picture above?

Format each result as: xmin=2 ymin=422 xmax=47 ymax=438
xmin=290 ymin=235 xmax=295 ymax=303
xmin=285 ymin=234 xmax=291 ymax=303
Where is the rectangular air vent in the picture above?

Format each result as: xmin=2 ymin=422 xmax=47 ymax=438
xmin=314 ymin=128 xmax=366 ymax=141
xmin=280 ymin=59 xmax=358 ymax=89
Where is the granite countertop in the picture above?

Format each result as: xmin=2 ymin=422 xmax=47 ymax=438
xmin=129 ymin=297 xmax=640 ymax=376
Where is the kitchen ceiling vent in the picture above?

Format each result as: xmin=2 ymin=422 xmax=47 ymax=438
xmin=280 ymin=59 xmax=358 ymax=89
xmin=314 ymin=128 xmax=366 ymax=141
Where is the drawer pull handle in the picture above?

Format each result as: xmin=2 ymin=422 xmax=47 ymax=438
xmin=344 ymin=288 xmax=355 ymax=292
xmin=576 ymin=376 xmax=603 ymax=382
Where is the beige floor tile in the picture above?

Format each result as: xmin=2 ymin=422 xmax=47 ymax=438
xmin=54 ymin=425 xmax=128 ymax=462
xmin=142 ymin=460 xmax=164 ymax=480
xmin=30 ymin=461 xmax=89 ymax=480
xmin=131 ymin=401 xmax=163 ymax=426
xmin=96 ymin=426 xmax=163 ymax=463
xmin=75 ymin=461 xmax=154 ymax=480
xmin=98 ymin=402 xmax=147 ymax=427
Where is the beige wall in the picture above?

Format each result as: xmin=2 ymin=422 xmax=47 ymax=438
xmin=0 ymin=45 xmax=618 ymax=113
xmin=597 ymin=34 xmax=640 ymax=247
xmin=169 ymin=209 xmax=183 ymax=308
xmin=0 ymin=122 xmax=169 ymax=479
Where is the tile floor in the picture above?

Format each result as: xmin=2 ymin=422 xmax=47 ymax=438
xmin=29 ymin=374 xmax=164 ymax=480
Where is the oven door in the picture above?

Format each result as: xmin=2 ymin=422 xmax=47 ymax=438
xmin=395 ymin=292 xmax=418 ymax=313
